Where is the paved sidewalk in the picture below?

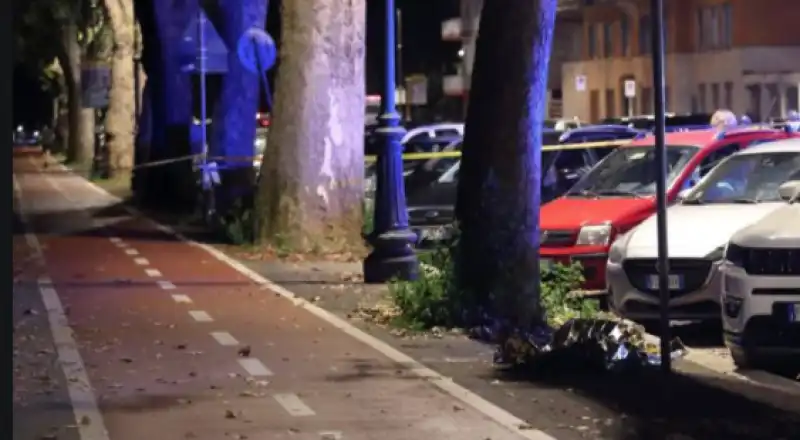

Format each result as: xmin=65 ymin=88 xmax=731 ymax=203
xmin=13 ymin=154 xmax=545 ymax=440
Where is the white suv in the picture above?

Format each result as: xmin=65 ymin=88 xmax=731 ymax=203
xmin=720 ymin=179 xmax=800 ymax=369
xmin=607 ymin=139 xmax=800 ymax=321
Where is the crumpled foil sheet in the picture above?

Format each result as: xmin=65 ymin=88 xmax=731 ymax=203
xmin=471 ymin=317 xmax=687 ymax=371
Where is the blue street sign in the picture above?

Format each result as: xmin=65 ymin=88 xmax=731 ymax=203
xmin=81 ymin=65 xmax=111 ymax=108
xmin=179 ymin=10 xmax=229 ymax=74
xmin=236 ymin=28 xmax=277 ymax=73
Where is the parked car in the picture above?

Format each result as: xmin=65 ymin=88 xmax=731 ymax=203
xmin=13 ymin=125 xmax=41 ymax=146
xmin=720 ymin=161 xmax=800 ymax=368
xmin=607 ymin=139 xmax=800 ymax=322
xmin=365 ymin=122 xmax=464 ymax=156
xmin=601 ymin=113 xmax=713 ymax=132
xmin=407 ymin=135 xmax=623 ymax=247
xmin=539 ymin=125 xmax=800 ymax=294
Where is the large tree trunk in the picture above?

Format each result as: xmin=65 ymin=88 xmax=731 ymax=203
xmin=103 ymin=0 xmax=137 ymax=178
xmin=254 ymin=0 xmax=366 ymax=252
xmin=454 ymin=0 xmax=557 ymax=332
xmin=58 ymin=20 xmax=95 ymax=168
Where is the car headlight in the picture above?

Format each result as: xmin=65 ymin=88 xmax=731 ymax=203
xmin=705 ymin=245 xmax=725 ymax=261
xmin=576 ymin=224 xmax=613 ymax=246
xmin=723 ymin=242 xmax=746 ymax=267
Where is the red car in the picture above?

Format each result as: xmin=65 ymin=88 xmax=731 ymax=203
xmin=539 ymin=125 xmax=800 ymax=293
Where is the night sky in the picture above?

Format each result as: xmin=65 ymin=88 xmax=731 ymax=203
xmin=13 ymin=0 xmax=460 ymax=127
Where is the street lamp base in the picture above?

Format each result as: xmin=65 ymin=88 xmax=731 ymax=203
xmin=363 ymin=229 xmax=419 ymax=283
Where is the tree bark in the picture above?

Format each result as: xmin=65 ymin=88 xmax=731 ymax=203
xmin=254 ymin=0 xmax=366 ymax=253
xmin=103 ymin=0 xmax=136 ymax=178
xmin=454 ymin=0 xmax=557 ymax=331
xmin=58 ymin=20 xmax=95 ymax=168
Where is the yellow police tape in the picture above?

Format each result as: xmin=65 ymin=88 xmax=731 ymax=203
xmin=363 ymin=138 xmax=632 ymax=163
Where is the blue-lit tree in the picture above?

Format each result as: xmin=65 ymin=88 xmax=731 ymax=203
xmin=455 ymin=0 xmax=557 ymax=337
xmin=254 ymin=0 xmax=366 ymax=252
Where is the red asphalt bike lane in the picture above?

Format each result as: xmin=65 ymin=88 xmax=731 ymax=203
xmin=14 ymin=154 xmax=547 ymax=440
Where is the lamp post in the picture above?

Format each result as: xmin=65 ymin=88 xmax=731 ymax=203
xmin=363 ymin=0 xmax=419 ymax=283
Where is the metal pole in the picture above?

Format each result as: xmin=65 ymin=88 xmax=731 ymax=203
xmin=396 ymin=7 xmax=409 ymax=122
xmin=650 ymin=0 xmax=671 ymax=373
xmin=362 ymin=0 xmax=419 ymax=283
xmin=199 ymin=9 xmax=214 ymax=218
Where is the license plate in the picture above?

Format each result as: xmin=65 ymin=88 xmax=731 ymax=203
xmin=418 ymin=227 xmax=448 ymax=241
xmin=790 ymin=303 xmax=800 ymax=323
xmin=646 ymin=274 xmax=683 ymax=290
xmin=540 ymin=258 xmax=554 ymax=272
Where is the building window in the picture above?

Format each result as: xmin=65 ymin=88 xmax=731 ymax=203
xmin=587 ymin=24 xmax=596 ymax=58
xmin=697 ymin=3 xmax=733 ymax=50
xmin=641 ymin=87 xmax=653 ymax=114
xmin=721 ymin=4 xmax=733 ymax=48
xmin=711 ymin=83 xmax=720 ymax=109
xmin=638 ymin=15 xmax=651 ymax=55
xmin=620 ymin=16 xmax=630 ymax=56
xmin=724 ymin=82 xmax=734 ymax=109
xmin=698 ymin=84 xmax=706 ymax=112
xmin=605 ymin=88 xmax=616 ymax=118
xmin=603 ymin=22 xmax=613 ymax=57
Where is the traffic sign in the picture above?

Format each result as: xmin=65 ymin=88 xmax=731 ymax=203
xmin=575 ymin=75 xmax=587 ymax=92
xmin=624 ymin=79 xmax=637 ymax=98
xmin=237 ymin=28 xmax=277 ymax=74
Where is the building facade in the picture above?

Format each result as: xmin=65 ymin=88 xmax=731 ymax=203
xmin=442 ymin=0 xmax=583 ymax=119
xmin=562 ymin=0 xmax=800 ymax=122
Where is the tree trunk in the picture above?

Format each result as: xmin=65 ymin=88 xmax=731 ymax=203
xmin=58 ymin=20 xmax=95 ymax=168
xmin=454 ymin=0 xmax=557 ymax=331
xmin=103 ymin=0 xmax=136 ymax=178
xmin=254 ymin=0 xmax=366 ymax=253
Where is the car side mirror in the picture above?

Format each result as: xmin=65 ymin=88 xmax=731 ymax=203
xmin=778 ymin=180 xmax=800 ymax=201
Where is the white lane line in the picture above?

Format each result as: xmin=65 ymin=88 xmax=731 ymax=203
xmin=109 ymin=237 xmax=122 ymax=244
xmin=171 ymin=294 xmax=193 ymax=304
xmin=72 ymin=163 xmax=560 ymax=440
xmin=13 ymin=173 xmax=111 ymax=440
xmin=144 ymin=268 xmax=162 ymax=277
xmin=157 ymin=280 xmax=176 ymax=290
xmin=133 ymin=257 xmax=149 ymax=266
xmin=188 ymin=310 xmax=213 ymax=322
xmin=210 ymin=331 xmax=239 ymax=346
xmin=124 ymin=248 xmax=139 ymax=256
xmin=238 ymin=358 xmax=273 ymax=376
xmin=273 ymin=393 xmax=316 ymax=417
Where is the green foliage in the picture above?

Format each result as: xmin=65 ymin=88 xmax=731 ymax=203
xmin=362 ymin=198 xmax=374 ymax=236
xmin=220 ymin=198 xmax=255 ymax=245
xmin=388 ymin=234 xmax=598 ymax=331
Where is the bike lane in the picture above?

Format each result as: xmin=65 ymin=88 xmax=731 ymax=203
xmin=15 ymin=154 xmax=549 ymax=440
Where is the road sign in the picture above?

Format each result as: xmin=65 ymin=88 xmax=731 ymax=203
xmin=81 ymin=65 xmax=111 ymax=108
xmin=624 ymin=79 xmax=637 ymax=98
xmin=237 ymin=28 xmax=277 ymax=74
xmin=575 ymin=75 xmax=587 ymax=92
xmin=178 ymin=10 xmax=229 ymax=73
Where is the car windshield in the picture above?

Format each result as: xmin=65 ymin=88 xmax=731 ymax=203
xmin=684 ymin=152 xmax=800 ymax=204
xmin=567 ymin=144 xmax=700 ymax=196
xmin=435 ymin=149 xmax=561 ymax=185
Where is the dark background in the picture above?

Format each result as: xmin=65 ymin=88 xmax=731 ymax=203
xmin=13 ymin=0 xmax=462 ymax=128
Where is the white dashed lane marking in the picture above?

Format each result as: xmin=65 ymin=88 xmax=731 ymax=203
xmin=210 ymin=331 xmax=239 ymax=346
xmin=124 ymin=248 xmax=139 ymax=256
xmin=133 ymin=257 xmax=149 ymax=266
xmin=273 ymin=393 xmax=316 ymax=417
xmin=188 ymin=310 xmax=213 ymax=322
xmin=144 ymin=268 xmax=162 ymax=277
xmin=171 ymin=294 xmax=192 ymax=303
xmin=157 ymin=280 xmax=176 ymax=290
xmin=238 ymin=358 xmax=273 ymax=376
xmin=109 ymin=237 xmax=122 ymax=244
